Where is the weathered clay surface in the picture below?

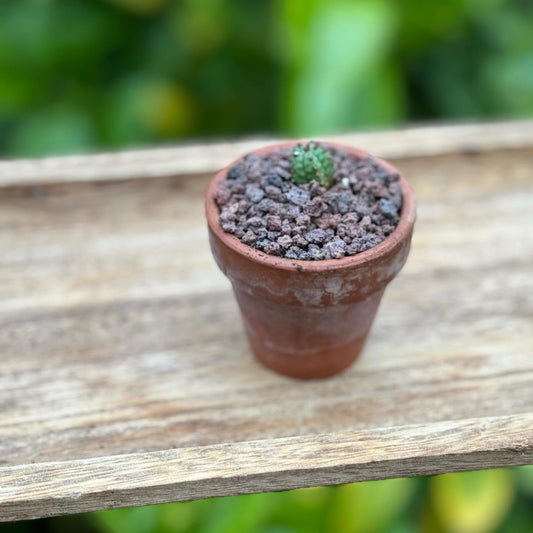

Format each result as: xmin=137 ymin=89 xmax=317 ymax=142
xmin=206 ymin=142 xmax=416 ymax=379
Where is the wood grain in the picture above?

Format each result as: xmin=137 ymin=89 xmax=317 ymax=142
xmin=0 ymin=120 xmax=532 ymax=187
xmin=0 ymin=127 xmax=532 ymax=520
xmin=1 ymin=415 xmax=531 ymax=521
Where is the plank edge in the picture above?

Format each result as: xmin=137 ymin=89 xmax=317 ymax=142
xmin=0 ymin=120 xmax=532 ymax=187
xmin=1 ymin=413 xmax=532 ymax=521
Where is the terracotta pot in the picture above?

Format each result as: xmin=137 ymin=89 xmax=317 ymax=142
xmin=205 ymin=142 xmax=416 ymax=379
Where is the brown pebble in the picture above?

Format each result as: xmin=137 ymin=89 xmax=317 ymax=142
xmin=303 ymin=198 xmax=326 ymax=217
xmin=281 ymin=219 xmax=292 ymax=235
xmin=265 ymin=185 xmax=282 ymax=200
xmin=221 ymin=221 xmax=236 ymax=233
xmin=306 ymin=228 xmax=327 ymax=244
xmin=277 ymin=235 xmax=292 ymax=249
xmin=213 ymin=183 xmax=231 ymax=207
xmin=264 ymin=242 xmax=281 ymax=255
xmin=266 ymin=215 xmax=282 ymax=231
xmin=292 ymin=235 xmax=308 ymax=248
xmin=315 ymin=213 xmax=341 ymax=229
xmin=295 ymin=213 xmax=311 ymax=226
xmin=247 ymin=216 xmax=263 ymax=228
xmin=242 ymin=230 xmax=256 ymax=245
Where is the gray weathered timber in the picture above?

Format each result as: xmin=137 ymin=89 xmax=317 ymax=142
xmin=0 ymin=124 xmax=532 ymax=520
xmin=1 ymin=415 xmax=531 ymax=521
xmin=0 ymin=120 xmax=532 ymax=187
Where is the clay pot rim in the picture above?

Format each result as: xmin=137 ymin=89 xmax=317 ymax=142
xmin=205 ymin=141 xmax=416 ymax=273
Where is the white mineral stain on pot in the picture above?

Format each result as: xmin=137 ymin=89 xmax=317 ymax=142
xmin=324 ymin=277 xmax=343 ymax=295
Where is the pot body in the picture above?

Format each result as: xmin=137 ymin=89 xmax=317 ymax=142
xmin=233 ymin=285 xmax=384 ymax=379
xmin=206 ymin=143 xmax=416 ymax=379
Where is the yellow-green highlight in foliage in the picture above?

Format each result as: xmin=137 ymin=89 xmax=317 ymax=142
xmin=430 ymin=468 xmax=515 ymax=533
xmin=327 ymin=477 xmax=417 ymax=533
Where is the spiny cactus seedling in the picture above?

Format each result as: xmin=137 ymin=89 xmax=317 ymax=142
xmin=291 ymin=141 xmax=334 ymax=189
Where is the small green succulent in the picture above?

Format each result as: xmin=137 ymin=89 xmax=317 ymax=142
xmin=291 ymin=141 xmax=334 ymax=189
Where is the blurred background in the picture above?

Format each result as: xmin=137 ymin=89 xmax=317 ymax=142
xmin=0 ymin=0 xmax=532 ymax=158
xmin=2 ymin=468 xmax=533 ymax=533
xmin=1 ymin=0 xmax=532 ymax=532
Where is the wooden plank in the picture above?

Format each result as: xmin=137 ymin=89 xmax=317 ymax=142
xmin=0 ymin=120 xmax=532 ymax=187
xmin=0 ymin=135 xmax=532 ymax=520
xmin=1 ymin=415 xmax=531 ymax=521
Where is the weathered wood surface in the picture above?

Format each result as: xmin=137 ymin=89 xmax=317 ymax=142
xmin=0 ymin=120 xmax=532 ymax=186
xmin=1 ymin=415 xmax=531 ymax=521
xmin=1 ymin=123 xmax=533 ymax=521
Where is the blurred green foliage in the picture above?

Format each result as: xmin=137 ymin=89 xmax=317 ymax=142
xmin=0 ymin=0 xmax=532 ymax=157
xmin=2 ymin=468 xmax=532 ymax=533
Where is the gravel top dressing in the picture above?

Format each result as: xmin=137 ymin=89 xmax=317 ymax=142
xmin=213 ymin=143 xmax=403 ymax=260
